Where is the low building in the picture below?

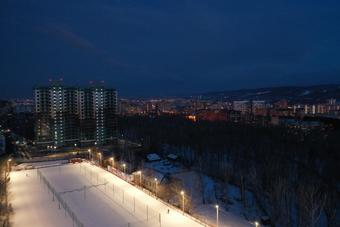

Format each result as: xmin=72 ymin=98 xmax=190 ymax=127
xmin=12 ymin=99 xmax=34 ymax=113
xmin=167 ymin=154 xmax=178 ymax=161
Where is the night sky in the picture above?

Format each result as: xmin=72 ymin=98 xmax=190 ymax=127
xmin=1 ymin=0 xmax=340 ymax=98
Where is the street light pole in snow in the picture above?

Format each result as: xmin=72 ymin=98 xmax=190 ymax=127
xmin=180 ymin=190 xmax=185 ymax=213
xmin=110 ymin=157 xmax=114 ymax=167
xmin=137 ymin=171 xmax=142 ymax=186
xmin=7 ymin=159 xmax=12 ymax=172
xmin=215 ymin=205 xmax=219 ymax=227
xmin=122 ymin=163 xmax=126 ymax=174
xmin=154 ymin=178 xmax=158 ymax=197
xmin=88 ymin=149 xmax=91 ymax=161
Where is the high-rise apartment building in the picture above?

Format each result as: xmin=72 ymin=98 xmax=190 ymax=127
xmin=34 ymin=83 xmax=117 ymax=147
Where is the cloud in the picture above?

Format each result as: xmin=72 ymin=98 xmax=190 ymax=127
xmin=37 ymin=24 xmax=128 ymax=68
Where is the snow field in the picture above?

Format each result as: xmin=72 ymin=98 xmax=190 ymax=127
xmin=40 ymin=165 xmax=148 ymax=227
xmin=10 ymin=169 xmax=74 ymax=227
xmin=80 ymin=162 xmax=208 ymax=227
xmin=40 ymin=162 xmax=206 ymax=227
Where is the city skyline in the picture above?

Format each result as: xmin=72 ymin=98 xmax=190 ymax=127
xmin=1 ymin=0 xmax=340 ymax=99
xmin=2 ymin=80 xmax=340 ymax=100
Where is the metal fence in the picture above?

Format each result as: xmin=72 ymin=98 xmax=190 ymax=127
xmin=79 ymin=163 xmax=162 ymax=227
xmin=37 ymin=169 xmax=85 ymax=227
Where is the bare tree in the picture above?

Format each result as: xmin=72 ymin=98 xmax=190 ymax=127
xmin=267 ymin=177 xmax=293 ymax=226
xmin=298 ymin=183 xmax=327 ymax=227
xmin=323 ymin=188 xmax=337 ymax=227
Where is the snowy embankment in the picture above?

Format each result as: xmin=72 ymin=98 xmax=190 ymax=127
xmin=173 ymin=172 xmax=254 ymax=227
xmin=142 ymin=158 xmax=257 ymax=227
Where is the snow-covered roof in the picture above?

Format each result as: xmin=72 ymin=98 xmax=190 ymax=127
xmin=146 ymin=153 xmax=161 ymax=161
xmin=167 ymin=154 xmax=178 ymax=160
xmin=142 ymin=167 xmax=166 ymax=183
xmin=144 ymin=160 xmax=181 ymax=174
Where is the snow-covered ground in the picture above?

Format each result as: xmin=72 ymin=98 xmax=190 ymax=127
xmin=10 ymin=161 xmax=207 ymax=227
xmin=10 ymin=169 xmax=74 ymax=227
xmin=194 ymin=204 xmax=253 ymax=227
xmin=142 ymin=159 xmax=258 ymax=227
xmin=173 ymin=172 xmax=254 ymax=227
xmin=144 ymin=159 xmax=182 ymax=174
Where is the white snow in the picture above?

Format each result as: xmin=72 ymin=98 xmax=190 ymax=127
xmin=172 ymin=172 xmax=254 ymax=227
xmin=194 ymin=204 xmax=253 ymax=227
xmin=144 ymin=159 xmax=181 ymax=174
xmin=202 ymin=175 xmax=216 ymax=204
xmin=10 ymin=169 xmax=74 ymax=227
xmin=300 ymin=90 xmax=311 ymax=96
xmin=10 ymin=162 xmax=207 ymax=227
xmin=146 ymin=153 xmax=161 ymax=162
xmin=14 ymin=160 xmax=69 ymax=171
xmin=167 ymin=154 xmax=178 ymax=160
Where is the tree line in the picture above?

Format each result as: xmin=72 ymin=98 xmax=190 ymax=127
xmin=119 ymin=115 xmax=339 ymax=227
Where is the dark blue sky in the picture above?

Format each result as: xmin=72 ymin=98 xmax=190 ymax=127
xmin=1 ymin=0 xmax=340 ymax=98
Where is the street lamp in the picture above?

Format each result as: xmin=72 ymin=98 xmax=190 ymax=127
xmin=215 ymin=205 xmax=219 ymax=227
xmin=180 ymin=190 xmax=185 ymax=213
xmin=98 ymin=153 xmax=102 ymax=166
xmin=154 ymin=178 xmax=158 ymax=196
xmin=255 ymin=221 xmax=260 ymax=227
xmin=122 ymin=163 xmax=126 ymax=174
xmin=137 ymin=171 xmax=142 ymax=185
xmin=110 ymin=157 xmax=114 ymax=167
xmin=88 ymin=149 xmax=91 ymax=160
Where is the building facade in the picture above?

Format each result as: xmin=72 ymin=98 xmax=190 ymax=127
xmin=34 ymin=83 xmax=118 ymax=147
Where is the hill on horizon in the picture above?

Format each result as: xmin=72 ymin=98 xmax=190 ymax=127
xmin=195 ymin=84 xmax=340 ymax=103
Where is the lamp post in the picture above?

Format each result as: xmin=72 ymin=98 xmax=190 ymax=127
xmin=122 ymin=163 xmax=126 ymax=174
xmin=94 ymin=142 xmax=98 ymax=155
xmin=98 ymin=153 xmax=102 ymax=166
xmin=137 ymin=171 xmax=142 ymax=186
xmin=7 ymin=159 xmax=12 ymax=172
xmin=110 ymin=157 xmax=114 ymax=167
xmin=215 ymin=205 xmax=219 ymax=227
xmin=255 ymin=221 xmax=260 ymax=227
xmin=88 ymin=149 xmax=91 ymax=161
xmin=180 ymin=190 xmax=185 ymax=213
xmin=154 ymin=178 xmax=158 ymax=196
